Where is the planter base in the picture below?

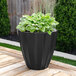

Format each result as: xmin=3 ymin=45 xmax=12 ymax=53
xmin=27 ymin=64 xmax=49 ymax=70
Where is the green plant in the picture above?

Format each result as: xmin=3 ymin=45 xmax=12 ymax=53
xmin=54 ymin=0 xmax=76 ymax=53
xmin=0 ymin=0 xmax=10 ymax=36
xmin=16 ymin=12 xmax=59 ymax=35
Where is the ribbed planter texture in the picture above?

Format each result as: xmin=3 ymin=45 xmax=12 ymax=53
xmin=18 ymin=31 xmax=57 ymax=70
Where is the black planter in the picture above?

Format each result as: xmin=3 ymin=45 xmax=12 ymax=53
xmin=18 ymin=31 xmax=57 ymax=70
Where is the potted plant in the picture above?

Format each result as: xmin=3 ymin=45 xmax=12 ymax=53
xmin=16 ymin=12 xmax=59 ymax=70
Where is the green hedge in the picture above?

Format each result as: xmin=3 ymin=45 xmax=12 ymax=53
xmin=0 ymin=0 xmax=10 ymax=36
xmin=54 ymin=0 xmax=76 ymax=53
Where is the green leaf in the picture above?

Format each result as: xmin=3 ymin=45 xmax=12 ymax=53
xmin=16 ymin=12 xmax=59 ymax=35
xmin=47 ymin=31 xmax=52 ymax=35
xmin=41 ymin=27 xmax=45 ymax=32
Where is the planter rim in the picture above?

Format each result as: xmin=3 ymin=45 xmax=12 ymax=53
xmin=18 ymin=30 xmax=57 ymax=34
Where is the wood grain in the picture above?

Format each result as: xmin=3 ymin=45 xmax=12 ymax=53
xmin=0 ymin=46 xmax=76 ymax=76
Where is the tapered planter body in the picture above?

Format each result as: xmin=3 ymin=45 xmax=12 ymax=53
xmin=18 ymin=31 xmax=57 ymax=70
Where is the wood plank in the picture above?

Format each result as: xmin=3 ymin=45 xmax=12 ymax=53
xmin=23 ymin=0 xmax=30 ymax=15
xmin=0 ymin=46 xmax=23 ymax=59
xmin=64 ymin=70 xmax=76 ymax=76
xmin=16 ymin=68 xmax=49 ymax=76
xmin=0 ymin=66 xmax=28 ymax=76
xmin=33 ymin=69 xmax=60 ymax=76
xmin=0 ymin=61 xmax=25 ymax=74
xmin=16 ymin=0 xmax=22 ymax=25
xmin=7 ymin=0 xmax=12 ymax=28
xmin=0 ymin=55 xmax=8 ymax=59
xmin=0 ymin=53 xmax=3 ymax=55
xmin=53 ymin=72 xmax=70 ymax=76
xmin=0 ymin=46 xmax=22 ymax=55
xmin=11 ymin=0 xmax=16 ymax=33
xmin=0 ymin=59 xmax=22 ymax=68
xmin=21 ymin=0 xmax=24 ymax=15
xmin=0 ymin=50 xmax=23 ymax=60
xmin=9 ymin=0 xmax=13 ymax=33
xmin=51 ymin=60 xmax=76 ymax=71
xmin=0 ymin=56 xmax=15 ymax=63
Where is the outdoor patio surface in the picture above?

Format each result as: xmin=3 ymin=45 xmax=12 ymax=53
xmin=0 ymin=46 xmax=76 ymax=76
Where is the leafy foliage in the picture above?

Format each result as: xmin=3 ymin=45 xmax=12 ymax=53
xmin=0 ymin=0 xmax=10 ymax=36
xmin=16 ymin=12 xmax=59 ymax=35
xmin=54 ymin=0 xmax=76 ymax=53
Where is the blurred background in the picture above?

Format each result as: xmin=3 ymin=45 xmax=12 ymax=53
xmin=0 ymin=0 xmax=76 ymax=55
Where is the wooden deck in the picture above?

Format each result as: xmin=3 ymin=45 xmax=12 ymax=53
xmin=0 ymin=46 xmax=76 ymax=76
